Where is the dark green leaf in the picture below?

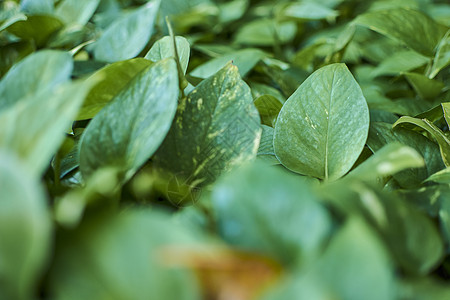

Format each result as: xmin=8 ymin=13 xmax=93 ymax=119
xmin=79 ymin=58 xmax=179 ymax=180
xmin=254 ymin=95 xmax=283 ymax=127
xmin=55 ymin=0 xmax=100 ymax=26
xmin=7 ymin=15 xmax=64 ymax=47
xmin=153 ymin=63 xmax=261 ymax=187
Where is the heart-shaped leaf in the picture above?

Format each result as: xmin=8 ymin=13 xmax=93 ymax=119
xmin=274 ymin=63 xmax=369 ymax=180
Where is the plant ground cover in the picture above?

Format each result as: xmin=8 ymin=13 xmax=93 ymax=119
xmin=1 ymin=0 xmax=450 ymax=299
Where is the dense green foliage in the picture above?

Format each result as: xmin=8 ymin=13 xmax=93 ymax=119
xmin=1 ymin=0 xmax=450 ymax=299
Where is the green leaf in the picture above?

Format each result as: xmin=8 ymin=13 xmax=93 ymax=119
xmin=424 ymin=167 xmax=450 ymax=184
xmin=0 ymin=40 xmax=35 ymax=78
xmin=234 ymin=19 xmax=297 ymax=46
xmin=317 ymin=217 xmax=395 ymax=300
xmin=254 ymin=95 xmax=283 ymax=127
xmin=153 ymin=63 xmax=261 ymax=186
xmin=0 ymin=50 xmax=73 ymax=111
xmin=77 ymin=58 xmax=152 ymax=120
xmin=190 ymin=48 xmax=265 ymax=79
xmin=371 ymin=50 xmax=430 ymax=77
xmin=354 ymin=8 xmax=448 ymax=56
xmin=91 ymin=0 xmax=160 ymax=62
xmin=281 ymin=2 xmax=338 ymax=21
xmin=257 ymin=125 xmax=279 ymax=165
xmin=274 ymin=63 xmax=369 ymax=180
xmin=0 ymin=80 xmax=93 ymax=176
xmin=54 ymin=0 xmax=100 ymax=26
xmin=145 ymin=36 xmax=190 ymax=74
xmin=429 ymin=29 xmax=450 ymax=79
xmin=393 ymin=116 xmax=450 ymax=167
xmin=48 ymin=209 xmax=201 ymax=300
xmin=7 ymin=15 xmax=64 ymax=48
xmin=348 ymin=142 xmax=424 ymax=183
xmin=209 ymin=162 xmax=331 ymax=265
xmin=404 ymin=72 xmax=445 ymax=100
xmin=442 ymin=102 xmax=450 ymax=128
xmin=79 ymin=58 xmax=179 ymax=180
xmin=20 ymin=0 xmax=54 ymax=15
xmin=368 ymin=122 xmax=445 ymax=188
xmin=0 ymin=152 xmax=52 ymax=300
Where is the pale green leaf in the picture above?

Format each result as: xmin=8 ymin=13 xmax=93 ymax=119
xmin=190 ymin=48 xmax=265 ymax=79
xmin=234 ymin=19 xmax=297 ymax=46
xmin=371 ymin=50 xmax=430 ymax=77
xmin=145 ymin=36 xmax=190 ymax=74
xmin=274 ymin=63 xmax=369 ymax=180
xmin=0 ymin=152 xmax=52 ymax=300
xmin=429 ymin=30 xmax=450 ymax=79
xmin=0 ymin=80 xmax=93 ymax=176
xmin=281 ymin=2 xmax=338 ymax=21
xmin=210 ymin=162 xmax=331 ymax=265
xmin=55 ymin=0 xmax=100 ymax=26
xmin=0 ymin=50 xmax=72 ymax=111
xmin=91 ymin=0 xmax=160 ymax=62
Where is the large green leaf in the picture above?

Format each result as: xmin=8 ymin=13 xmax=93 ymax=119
xmin=0 ymin=80 xmax=93 ymax=176
xmin=190 ymin=48 xmax=265 ymax=79
xmin=393 ymin=116 xmax=450 ymax=167
xmin=77 ymin=58 xmax=152 ymax=120
xmin=354 ymin=8 xmax=448 ymax=56
xmin=274 ymin=63 xmax=369 ymax=180
xmin=79 ymin=58 xmax=179 ymax=180
xmin=145 ymin=36 xmax=190 ymax=74
xmin=209 ymin=162 xmax=331 ymax=265
xmin=91 ymin=0 xmax=160 ymax=62
xmin=0 ymin=50 xmax=72 ymax=111
xmin=48 ymin=209 xmax=201 ymax=300
xmin=367 ymin=122 xmax=445 ymax=188
xmin=54 ymin=0 xmax=100 ymax=26
xmin=0 ymin=152 xmax=52 ymax=300
xmin=153 ymin=63 xmax=261 ymax=187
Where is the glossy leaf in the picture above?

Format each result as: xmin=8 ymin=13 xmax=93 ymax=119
xmin=154 ymin=63 xmax=261 ymax=186
xmin=91 ymin=0 xmax=160 ymax=62
xmin=0 ymin=153 xmax=52 ymax=300
xmin=190 ymin=48 xmax=265 ymax=79
xmin=274 ymin=63 xmax=369 ymax=180
xmin=0 ymin=50 xmax=72 ymax=111
xmin=354 ymin=8 xmax=448 ymax=56
xmin=79 ymin=58 xmax=179 ymax=180
xmin=145 ymin=36 xmax=190 ymax=74
xmin=393 ymin=116 xmax=450 ymax=167
xmin=55 ymin=0 xmax=100 ymax=25
xmin=210 ymin=163 xmax=331 ymax=265
xmin=77 ymin=58 xmax=152 ymax=120
xmin=0 ymin=80 xmax=93 ymax=176
xmin=371 ymin=50 xmax=430 ymax=77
